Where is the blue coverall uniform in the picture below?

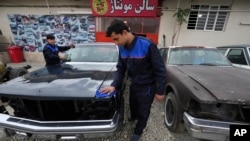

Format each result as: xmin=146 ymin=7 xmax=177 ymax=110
xmin=43 ymin=44 xmax=71 ymax=74
xmin=111 ymin=36 xmax=167 ymax=135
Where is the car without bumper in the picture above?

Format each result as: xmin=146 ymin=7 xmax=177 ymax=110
xmin=0 ymin=43 xmax=125 ymax=139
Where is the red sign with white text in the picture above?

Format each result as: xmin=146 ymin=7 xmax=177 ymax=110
xmin=90 ymin=0 xmax=158 ymax=17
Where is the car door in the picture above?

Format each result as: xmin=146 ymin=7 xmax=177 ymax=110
xmin=159 ymin=48 xmax=169 ymax=63
xmin=226 ymin=48 xmax=249 ymax=65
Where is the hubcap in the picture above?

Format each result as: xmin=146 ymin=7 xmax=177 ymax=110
xmin=165 ymin=97 xmax=174 ymax=126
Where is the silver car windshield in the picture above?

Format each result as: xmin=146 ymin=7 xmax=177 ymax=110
xmin=66 ymin=44 xmax=118 ymax=62
xmin=168 ymin=48 xmax=231 ymax=66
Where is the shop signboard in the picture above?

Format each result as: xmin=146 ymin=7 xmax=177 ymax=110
xmin=90 ymin=0 xmax=158 ymax=17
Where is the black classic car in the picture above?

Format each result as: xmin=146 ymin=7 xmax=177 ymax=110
xmin=0 ymin=43 xmax=126 ymax=140
xmin=159 ymin=46 xmax=250 ymax=141
xmin=217 ymin=44 xmax=250 ymax=70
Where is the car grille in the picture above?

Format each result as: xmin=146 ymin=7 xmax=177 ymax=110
xmin=3 ymin=97 xmax=117 ymax=121
xmin=240 ymin=105 xmax=250 ymax=122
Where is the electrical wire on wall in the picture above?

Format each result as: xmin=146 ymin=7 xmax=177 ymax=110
xmin=2 ymin=0 xmax=27 ymax=6
xmin=45 ymin=0 xmax=51 ymax=14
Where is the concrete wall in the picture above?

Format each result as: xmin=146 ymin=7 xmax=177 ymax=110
xmin=0 ymin=52 xmax=11 ymax=63
xmin=158 ymin=0 xmax=250 ymax=47
xmin=0 ymin=35 xmax=11 ymax=63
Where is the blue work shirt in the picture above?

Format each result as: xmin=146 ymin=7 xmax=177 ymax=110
xmin=43 ymin=44 xmax=71 ymax=74
xmin=111 ymin=36 xmax=167 ymax=95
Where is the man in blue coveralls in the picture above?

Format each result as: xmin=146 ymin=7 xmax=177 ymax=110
xmin=43 ymin=34 xmax=74 ymax=74
xmin=100 ymin=19 xmax=167 ymax=141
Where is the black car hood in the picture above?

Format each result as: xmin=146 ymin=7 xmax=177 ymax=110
xmin=0 ymin=63 xmax=116 ymax=100
xmin=174 ymin=66 xmax=250 ymax=104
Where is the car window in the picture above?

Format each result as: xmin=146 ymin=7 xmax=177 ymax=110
xmin=159 ymin=48 xmax=168 ymax=63
xmin=248 ymin=48 xmax=250 ymax=58
xmin=217 ymin=48 xmax=227 ymax=55
xmin=227 ymin=49 xmax=247 ymax=65
xmin=168 ymin=48 xmax=230 ymax=66
xmin=67 ymin=45 xmax=118 ymax=62
xmin=159 ymin=48 xmax=164 ymax=56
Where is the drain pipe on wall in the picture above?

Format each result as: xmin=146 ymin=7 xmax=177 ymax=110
xmin=163 ymin=34 xmax=166 ymax=47
xmin=172 ymin=0 xmax=180 ymax=46
xmin=45 ymin=0 xmax=51 ymax=14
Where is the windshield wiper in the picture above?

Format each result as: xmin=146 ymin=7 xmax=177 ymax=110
xmin=199 ymin=63 xmax=217 ymax=66
xmin=169 ymin=64 xmax=195 ymax=66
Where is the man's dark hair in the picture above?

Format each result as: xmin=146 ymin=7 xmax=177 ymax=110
xmin=106 ymin=19 xmax=130 ymax=37
xmin=46 ymin=34 xmax=55 ymax=40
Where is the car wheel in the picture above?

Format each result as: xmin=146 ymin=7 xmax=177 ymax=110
xmin=3 ymin=128 xmax=16 ymax=137
xmin=164 ymin=92 xmax=185 ymax=132
xmin=9 ymin=68 xmax=28 ymax=80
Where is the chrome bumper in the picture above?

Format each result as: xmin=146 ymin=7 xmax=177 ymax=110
xmin=0 ymin=112 xmax=119 ymax=135
xmin=183 ymin=112 xmax=246 ymax=141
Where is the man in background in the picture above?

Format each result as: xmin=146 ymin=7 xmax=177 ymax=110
xmin=43 ymin=34 xmax=74 ymax=74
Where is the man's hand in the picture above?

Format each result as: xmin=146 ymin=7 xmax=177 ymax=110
xmin=100 ymin=86 xmax=115 ymax=94
xmin=59 ymin=53 xmax=67 ymax=60
xmin=70 ymin=44 xmax=75 ymax=48
xmin=155 ymin=94 xmax=165 ymax=102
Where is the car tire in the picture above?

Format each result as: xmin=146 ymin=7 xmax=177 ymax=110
xmin=116 ymin=92 xmax=126 ymax=132
xmin=164 ymin=92 xmax=185 ymax=132
xmin=9 ymin=68 xmax=28 ymax=80
xmin=3 ymin=128 xmax=16 ymax=137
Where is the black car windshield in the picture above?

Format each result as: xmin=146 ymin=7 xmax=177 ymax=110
xmin=24 ymin=44 xmax=118 ymax=82
xmin=168 ymin=47 xmax=231 ymax=66
xmin=66 ymin=44 xmax=118 ymax=62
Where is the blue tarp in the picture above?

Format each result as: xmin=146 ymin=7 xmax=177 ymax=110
xmin=95 ymin=89 xmax=117 ymax=98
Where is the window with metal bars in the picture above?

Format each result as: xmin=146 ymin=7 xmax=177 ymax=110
xmin=187 ymin=5 xmax=230 ymax=31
